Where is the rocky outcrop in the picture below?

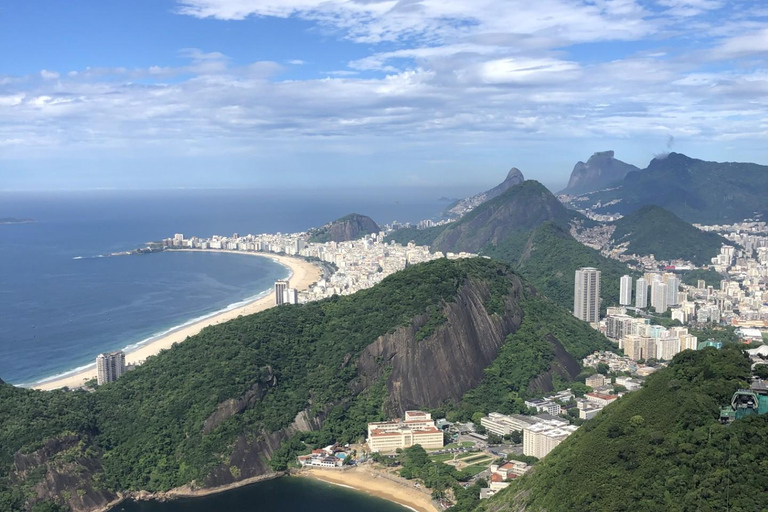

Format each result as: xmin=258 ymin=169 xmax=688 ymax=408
xmin=559 ymin=150 xmax=639 ymax=196
xmin=203 ymin=407 xmax=326 ymax=488
xmin=357 ymin=276 xmax=526 ymax=416
xmin=309 ymin=213 xmax=380 ymax=243
xmin=526 ymin=334 xmax=581 ymax=395
xmin=202 ymin=366 xmax=277 ymax=434
xmin=447 ymin=168 xmax=525 ymax=217
xmin=11 ymin=436 xmax=117 ymax=512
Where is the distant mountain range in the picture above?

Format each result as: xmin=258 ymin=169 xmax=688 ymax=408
xmin=308 ymin=213 xmax=380 ymax=243
xmin=610 ymin=205 xmax=729 ymax=265
xmin=570 ymin=152 xmax=768 ymax=223
xmin=559 ymin=150 xmax=639 ymax=196
xmin=444 ymin=167 xmax=525 ymax=217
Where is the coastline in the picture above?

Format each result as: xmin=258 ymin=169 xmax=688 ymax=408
xmin=298 ymin=466 xmax=438 ymax=512
xmin=33 ymin=250 xmax=322 ymax=391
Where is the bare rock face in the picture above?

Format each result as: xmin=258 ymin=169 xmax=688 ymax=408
xmin=203 ymin=407 xmax=326 ymax=488
xmin=11 ymin=435 xmax=118 ymax=512
xmin=357 ymin=277 xmax=526 ymax=416
xmin=560 ymin=150 xmax=639 ymax=196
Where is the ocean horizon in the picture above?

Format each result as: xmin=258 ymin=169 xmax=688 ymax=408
xmin=0 ymin=187 xmax=467 ymax=385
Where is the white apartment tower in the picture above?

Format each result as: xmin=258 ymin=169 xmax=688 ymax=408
xmin=651 ymin=281 xmax=669 ymax=313
xmin=96 ymin=350 xmax=126 ymax=385
xmin=619 ymin=275 xmax=633 ymax=306
xmin=574 ymin=267 xmax=601 ymax=323
xmin=635 ymin=277 xmax=648 ymax=309
xmin=666 ymin=275 xmax=680 ymax=306
xmin=274 ymin=280 xmax=289 ymax=305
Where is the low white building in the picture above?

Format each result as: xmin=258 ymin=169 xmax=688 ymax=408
xmin=523 ymin=419 xmax=578 ymax=459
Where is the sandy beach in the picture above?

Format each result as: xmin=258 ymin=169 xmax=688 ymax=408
xmin=301 ymin=467 xmax=438 ymax=512
xmin=33 ymin=250 xmax=322 ymax=391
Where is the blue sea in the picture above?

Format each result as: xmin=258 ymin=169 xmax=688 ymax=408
xmin=0 ymin=187 xmax=469 ymax=385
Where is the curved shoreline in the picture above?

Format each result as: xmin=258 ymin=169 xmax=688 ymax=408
xmin=33 ymin=250 xmax=322 ymax=391
xmin=299 ymin=467 xmax=438 ymax=512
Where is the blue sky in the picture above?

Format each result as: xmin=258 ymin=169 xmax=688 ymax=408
xmin=1 ymin=0 xmax=768 ymax=191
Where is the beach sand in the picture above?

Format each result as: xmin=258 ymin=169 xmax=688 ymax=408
xmin=302 ymin=466 xmax=438 ymax=512
xmin=33 ymin=250 xmax=322 ymax=391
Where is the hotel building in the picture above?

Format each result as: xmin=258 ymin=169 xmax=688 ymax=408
xmin=367 ymin=411 xmax=444 ymax=452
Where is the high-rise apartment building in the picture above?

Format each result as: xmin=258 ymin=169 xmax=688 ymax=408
xmin=651 ymin=281 xmax=669 ymax=313
xmin=665 ymin=275 xmax=680 ymax=306
xmin=619 ymin=275 xmax=633 ymax=306
xmin=274 ymin=280 xmax=289 ymax=305
xmin=574 ymin=268 xmax=601 ymax=323
xmin=96 ymin=350 xmax=125 ymax=385
xmin=635 ymin=278 xmax=648 ymax=309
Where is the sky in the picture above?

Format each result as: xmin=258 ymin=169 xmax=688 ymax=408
xmin=1 ymin=0 xmax=768 ymax=191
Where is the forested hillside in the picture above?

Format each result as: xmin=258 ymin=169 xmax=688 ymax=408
xmin=611 ymin=205 xmax=728 ymax=265
xmin=581 ymin=153 xmax=768 ymax=223
xmin=0 ymin=258 xmax=614 ymax=512
xmin=478 ymin=346 xmax=767 ymax=512
xmin=483 ymin=222 xmax=635 ymax=311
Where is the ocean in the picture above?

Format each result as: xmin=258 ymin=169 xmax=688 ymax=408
xmin=0 ymin=187 xmax=468 ymax=385
xmin=115 ymin=477 xmax=408 ymax=512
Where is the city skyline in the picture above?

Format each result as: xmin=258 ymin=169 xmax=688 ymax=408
xmin=3 ymin=1 xmax=768 ymax=190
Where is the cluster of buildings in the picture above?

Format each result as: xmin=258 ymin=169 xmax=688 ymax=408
xmin=297 ymin=445 xmax=350 ymax=469
xmin=163 ymin=232 xmax=474 ymax=304
xmin=480 ymin=460 xmax=531 ymax=499
xmin=619 ymin=273 xmax=681 ymax=313
xmin=602 ymin=308 xmax=698 ymax=360
xmin=366 ymin=411 xmax=444 ymax=453
xmin=582 ymin=351 xmax=658 ymax=376
xmin=480 ymin=409 xmax=580 ymax=459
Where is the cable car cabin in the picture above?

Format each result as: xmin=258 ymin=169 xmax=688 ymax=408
xmin=720 ymin=381 xmax=768 ymax=423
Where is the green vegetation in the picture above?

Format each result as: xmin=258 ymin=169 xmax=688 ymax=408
xmin=681 ymin=268 xmax=723 ymax=288
xmin=478 ymin=347 xmax=765 ymax=512
xmin=584 ymin=152 xmax=768 ymax=223
xmin=610 ymin=206 xmax=729 ymax=265
xmin=431 ymin=181 xmax=577 ymax=254
xmin=385 ymin=224 xmax=447 ymax=247
xmin=450 ymin=294 xmax=615 ymax=421
xmin=483 ymin=222 xmax=636 ymax=312
xmin=0 ymin=258 xmax=525 ymax=510
xmin=308 ymin=213 xmax=380 ymax=243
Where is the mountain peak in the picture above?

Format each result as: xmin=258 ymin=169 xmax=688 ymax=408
xmin=505 ymin=167 xmax=525 ymax=183
xmin=559 ymin=150 xmax=639 ymax=196
xmin=445 ymin=166 xmax=526 ymax=217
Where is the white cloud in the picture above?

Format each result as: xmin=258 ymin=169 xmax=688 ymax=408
xmin=710 ymin=28 xmax=768 ymax=59
xmin=40 ymin=70 xmax=60 ymax=80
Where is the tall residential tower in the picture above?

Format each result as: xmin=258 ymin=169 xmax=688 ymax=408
xmin=619 ymin=275 xmax=632 ymax=306
xmin=96 ymin=350 xmax=126 ymax=385
xmin=574 ymin=267 xmax=601 ymax=323
xmin=635 ymin=277 xmax=648 ymax=309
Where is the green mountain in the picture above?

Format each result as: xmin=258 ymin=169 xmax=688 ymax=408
xmin=445 ymin=168 xmax=526 ymax=217
xmin=477 ymin=346 xmax=767 ymax=512
xmin=0 ymin=258 xmax=614 ymax=512
xmin=432 ymin=181 xmax=576 ymax=254
xmin=559 ymin=150 xmax=640 ymax=195
xmin=583 ymin=153 xmax=768 ymax=223
xmin=386 ymin=181 xmax=633 ymax=311
xmin=308 ymin=213 xmax=380 ymax=243
xmin=483 ymin=222 xmax=636 ymax=312
xmin=610 ymin=205 xmax=729 ymax=265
